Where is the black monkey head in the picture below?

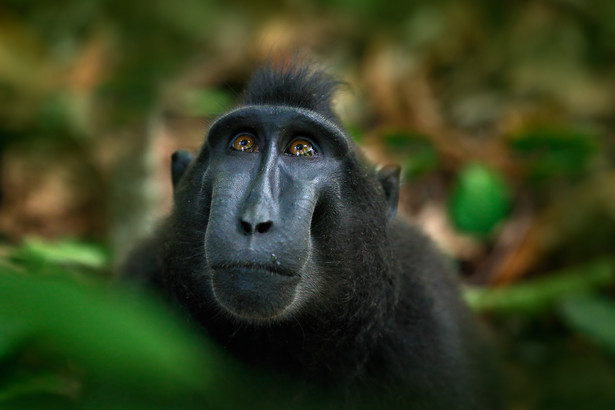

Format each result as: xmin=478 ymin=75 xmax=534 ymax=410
xmin=167 ymin=63 xmax=401 ymax=324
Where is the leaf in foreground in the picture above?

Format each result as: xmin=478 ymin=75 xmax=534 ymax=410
xmin=0 ymin=274 xmax=213 ymax=394
xmin=559 ymin=295 xmax=615 ymax=358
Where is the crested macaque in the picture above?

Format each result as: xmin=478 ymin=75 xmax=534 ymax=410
xmin=125 ymin=61 xmax=498 ymax=409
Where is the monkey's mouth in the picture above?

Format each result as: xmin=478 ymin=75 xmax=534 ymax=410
xmin=210 ymin=263 xmax=300 ymax=321
xmin=212 ymin=262 xmax=296 ymax=277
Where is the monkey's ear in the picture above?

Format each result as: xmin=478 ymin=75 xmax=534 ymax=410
xmin=377 ymin=165 xmax=401 ymax=220
xmin=171 ymin=150 xmax=194 ymax=191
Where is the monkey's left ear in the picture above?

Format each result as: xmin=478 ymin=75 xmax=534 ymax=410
xmin=377 ymin=165 xmax=401 ymax=220
xmin=171 ymin=150 xmax=194 ymax=191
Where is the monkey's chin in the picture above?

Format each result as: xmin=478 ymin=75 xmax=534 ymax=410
xmin=210 ymin=266 xmax=300 ymax=322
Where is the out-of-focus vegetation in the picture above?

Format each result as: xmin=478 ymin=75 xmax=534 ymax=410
xmin=1 ymin=0 xmax=614 ymax=409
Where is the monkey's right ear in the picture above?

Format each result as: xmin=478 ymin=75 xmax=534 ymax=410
xmin=171 ymin=150 xmax=194 ymax=190
xmin=377 ymin=165 xmax=401 ymax=220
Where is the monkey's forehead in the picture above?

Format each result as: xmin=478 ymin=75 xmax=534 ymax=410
xmin=208 ymin=105 xmax=351 ymax=151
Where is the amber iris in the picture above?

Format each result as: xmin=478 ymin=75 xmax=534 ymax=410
xmin=286 ymin=139 xmax=316 ymax=157
xmin=232 ymin=134 xmax=259 ymax=152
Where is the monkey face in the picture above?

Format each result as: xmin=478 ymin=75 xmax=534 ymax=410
xmin=168 ymin=106 xmax=397 ymax=324
xmin=173 ymin=106 xmax=349 ymax=322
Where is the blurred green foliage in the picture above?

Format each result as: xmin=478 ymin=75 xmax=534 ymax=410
xmin=0 ymin=240 xmax=211 ymax=399
xmin=466 ymin=259 xmax=614 ymax=315
xmin=0 ymin=274 xmax=213 ymax=393
xmin=383 ymin=131 xmax=440 ymax=179
xmin=10 ymin=237 xmax=108 ymax=270
xmin=449 ymin=163 xmax=512 ymax=237
xmin=559 ymin=295 xmax=615 ymax=358
xmin=510 ymin=128 xmax=601 ymax=184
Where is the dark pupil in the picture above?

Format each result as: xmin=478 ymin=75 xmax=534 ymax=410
xmin=240 ymin=139 xmax=250 ymax=146
xmin=295 ymin=144 xmax=304 ymax=151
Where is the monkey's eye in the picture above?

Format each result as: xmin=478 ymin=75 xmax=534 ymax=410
xmin=285 ymin=139 xmax=317 ymax=157
xmin=232 ymin=133 xmax=259 ymax=152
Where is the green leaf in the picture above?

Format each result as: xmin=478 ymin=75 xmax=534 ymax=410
xmin=0 ymin=372 xmax=78 ymax=402
xmin=11 ymin=237 xmax=109 ymax=269
xmin=448 ymin=163 xmax=511 ymax=237
xmin=465 ymin=259 xmax=615 ymax=315
xmin=0 ymin=316 xmax=26 ymax=361
xmin=559 ymin=295 xmax=615 ymax=358
xmin=509 ymin=127 xmax=599 ymax=183
xmin=0 ymin=274 xmax=214 ymax=394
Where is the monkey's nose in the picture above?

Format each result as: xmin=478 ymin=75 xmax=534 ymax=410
xmin=240 ymin=220 xmax=273 ymax=235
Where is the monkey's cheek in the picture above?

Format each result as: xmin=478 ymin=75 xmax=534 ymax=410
xmin=211 ymin=267 xmax=300 ymax=322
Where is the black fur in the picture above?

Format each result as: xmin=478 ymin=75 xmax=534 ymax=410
xmin=241 ymin=61 xmax=342 ymax=125
xmin=124 ymin=62 xmax=499 ymax=409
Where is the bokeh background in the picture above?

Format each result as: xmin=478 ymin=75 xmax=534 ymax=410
xmin=1 ymin=1 xmax=614 ymax=409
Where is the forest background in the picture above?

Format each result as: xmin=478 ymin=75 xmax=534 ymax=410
xmin=1 ymin=1 xmax=614 ymax=409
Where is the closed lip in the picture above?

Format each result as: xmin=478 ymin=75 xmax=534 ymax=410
xmin=211 ymin=262 xmax=296 ymax=277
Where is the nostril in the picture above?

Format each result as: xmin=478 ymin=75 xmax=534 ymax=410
xmin=240 ymin=220 xmax=272 ymax=235
xmin=240 ymin=220 xmax=252 ymax=234
xmin=255 ymin=221 xmax=272 ymax=234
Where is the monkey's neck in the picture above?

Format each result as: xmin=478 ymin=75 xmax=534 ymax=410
xmin=198 ymin=284 xmax=403 ymax=386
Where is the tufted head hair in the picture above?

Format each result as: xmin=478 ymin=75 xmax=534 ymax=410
xmin=240 ymin=59 xmax=342 ymax=126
